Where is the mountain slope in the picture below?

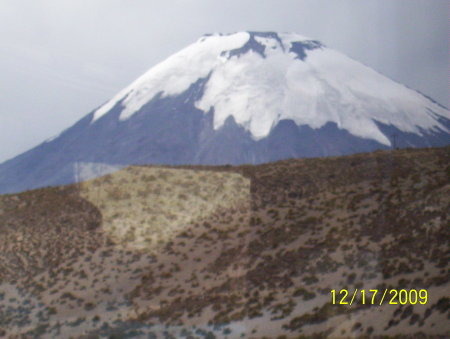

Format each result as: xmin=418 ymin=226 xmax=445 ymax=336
xmin=0 ymin=31 xmax=449 ymax=194
xmin=1 ymin=147 xmax=449 ymax=338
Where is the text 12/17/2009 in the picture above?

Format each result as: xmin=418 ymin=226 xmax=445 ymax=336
xmin=330 ymin=289 xmax=428 ymax=306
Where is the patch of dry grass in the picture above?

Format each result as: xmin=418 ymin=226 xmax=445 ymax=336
xmin=80 ymin=166 xmax=250 ymax=252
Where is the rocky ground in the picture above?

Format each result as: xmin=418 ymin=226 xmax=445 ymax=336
xmin=0 ymin=146 xmax=448 ymax=338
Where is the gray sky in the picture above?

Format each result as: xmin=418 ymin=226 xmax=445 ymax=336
xmin=0 ymin=0 xmax=448 ymax=163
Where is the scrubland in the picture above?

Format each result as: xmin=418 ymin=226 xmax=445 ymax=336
xmin=0 ymin=147 xmax=448 ymax=338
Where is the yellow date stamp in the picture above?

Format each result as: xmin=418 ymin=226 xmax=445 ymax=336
xmin=331 ymin=289 xmax=428 ymax=305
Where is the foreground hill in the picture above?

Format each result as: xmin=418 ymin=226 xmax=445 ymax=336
xmin=0 ymin=146 xmax=449 ymax=338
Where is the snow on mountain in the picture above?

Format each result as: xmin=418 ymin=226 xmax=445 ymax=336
xmin=1 ymin=31 xmax=449 ymax=194
xmin=92 ymin=31 xmax=448 ymax=146
xmin=92 ymin=32 xmax=250 ymax=121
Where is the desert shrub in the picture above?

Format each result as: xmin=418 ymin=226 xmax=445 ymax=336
xmin=108 ymin=188 xmax=130 ymax=200
xmin=84 ymin=302 xmax=96 ymax=311
xmin=293 ymin=288 xmax=316 ymax=301
xmin=302 ymin=275 xmax=319 ymax=285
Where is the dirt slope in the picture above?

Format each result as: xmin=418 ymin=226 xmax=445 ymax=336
xmin=0 ymin=147 xmax=448 ymax=338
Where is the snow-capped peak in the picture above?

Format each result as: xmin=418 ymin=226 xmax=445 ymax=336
xmin=91 ymin=31 xmax=448 ymax=146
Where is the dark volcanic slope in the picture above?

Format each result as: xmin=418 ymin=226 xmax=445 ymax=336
xmin=0 ymin=146 xmax=449 ymax=338
xmin=0 ymin=97 xmax=449 ymax=195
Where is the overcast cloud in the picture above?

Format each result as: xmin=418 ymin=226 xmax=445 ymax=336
xmin=0 ymin=0 xmax=448 ymax=163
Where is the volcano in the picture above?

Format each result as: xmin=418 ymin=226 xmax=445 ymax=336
xmin=1 ymin=31 xmax=449 ymax=194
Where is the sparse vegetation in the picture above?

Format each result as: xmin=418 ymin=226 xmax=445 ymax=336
xmin=0 ymin=147 xmax=448 ymax=337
